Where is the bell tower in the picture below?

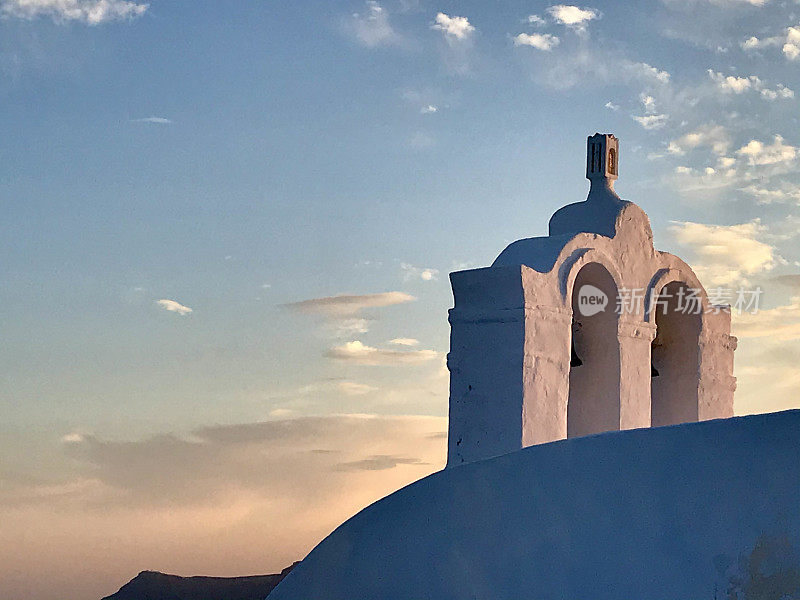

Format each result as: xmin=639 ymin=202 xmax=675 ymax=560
xmin=586 ymin=133 xmax=619 ymax=183
xmin=445 ymin=133 xmax=736 ymax=467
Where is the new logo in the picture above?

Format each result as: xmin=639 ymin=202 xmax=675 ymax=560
xmin=577 ymin=285 xmax=608 ymax=317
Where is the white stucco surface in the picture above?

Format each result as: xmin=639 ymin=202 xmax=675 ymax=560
xmin=270 ymin=410 xmax=800 ymax=600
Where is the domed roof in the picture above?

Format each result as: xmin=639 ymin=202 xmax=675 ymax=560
xmin=493 ymin=133 xmax=653 ymax=271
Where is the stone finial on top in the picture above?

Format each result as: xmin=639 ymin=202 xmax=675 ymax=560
xmin=586 ymin=133 xmax=619 ymax=184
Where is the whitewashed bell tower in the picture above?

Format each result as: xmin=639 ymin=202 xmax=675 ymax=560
xmin=446 ymin=133 xmax=736 ymax=467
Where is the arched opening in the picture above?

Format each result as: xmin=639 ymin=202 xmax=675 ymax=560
xmin=567 ymin=263 xmax=621 ymax=438
xmin=650 ymin=281 xmax=701 ymax=427
xmin=608 ymin=148 xmax=617 ymax=175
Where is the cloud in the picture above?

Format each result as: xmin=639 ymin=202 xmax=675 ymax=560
xmin=408 ymin=131 xmax=436 ymax=148
xmin=420 ymin=104 xmax=438 ymax=114
xmin=337 ymin=381 xmax=378 ymax=396
xmin=335 ymin=455 xmax=427 ymax=471
xmin=285 ymin=291 xmax=415 ymax=318
xmin=604 ymin=101 xmax=619 ymax=110
xmin=734 ymin=298 xmax=800 ymax=341
xmin=347 ymin=1 xmax=399 ymax=48
xmin=666 ymin=0 xmax=768 ymax=6
xmin=632 ymin=93 xmax=668 ymax=128
xmin=633 ymin=114 xmax=668 ymax=130
xmin=736 ymin=135 xmax=797 ymax=166
xmin=0 ymin=414 xmax=447 ymax=599
xmin=61 ymin=432 xmax=86 ymax=444
xmin=521 ymin=42 xmax=670 ymax=91
xmin=513 ymin=32 xmax=560 ymax=50
xmin=668 ymin=219 xmax=778 ymax=286
xmin=546 ymin=4 xmax=601 ymax=29
xmin=432 ymin=12 xmax=474 ymax=40
xmin=326 ymin=341 xmax=439 ymax=365
xmin=631 ymin=62 xmax=671 ymax=84
xmin=741 ymin=26 xmax=800 ymax=61
xmin=708 ymin=71 xmax=755 ymax=94
xmin=286 ymin=291 xmax=415 ymax=337
xmin=389 ymin=338 xmax=419 ymax=346
xmin=400 ymin=263 xmax=439 ymax=281
xmin=0 ymin=0 xmax=148 ymax=24
xmin=298 ymin=380 xmax=379 ymax=397
xmin=156 ymin=299 xmax=193 ymax=316
xmin=527 ymin=14 xmax=546 ymax=26
xmin=47 ymin=415 xmax=447 ymax=509
xmin=707 ymin=70 xmax=794 ymax=100
xmin=667 ymin=124 xmax=731 ymax=156
xmin=133 ymin=117 xmax=172 ymax=124
xmin=741 ymin=183 xmax=800 ymax=205
xmin=640 ymin=93 xmax=657 ymax=113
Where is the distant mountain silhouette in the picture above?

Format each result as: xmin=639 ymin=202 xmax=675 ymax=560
xmin=101 ymin=562 xmax=298 ymax=600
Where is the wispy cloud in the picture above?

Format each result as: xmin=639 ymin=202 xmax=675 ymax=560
xmin=286 ymin=292 xmax=415 ymax=317
xmin=735 ymin=298 xmax=800 ymax=340
xmin=298 ymin=380 xmax=378 ymax=396
xmin=1 ymin=0 xmax=148 ymax=24
xmin=667 ymin=124 xmax=731 ymax=156
xmin=326 ymin=340 xmax=439 ymax=365
xmin=388 ymin=338 xmax=419 ymax=346
xmin=346 ymin=1 xmax=400 ymax=48
xmin=335 ymin=454 xmax=427 ymax=471
xmin=400 ymin=262 xmax=439 ymax=281
xmin=408 ymin=131 xmax=435 ymax=148
xmin=527 ymin=14 xmax=546 ymax=26
xmin=133 ymin=117 xmax=172 ymax=124
xmin=632 ymin=93 xmax=668 ymax=129
xmin=156 ymin=299 xmax=193 ymax=316
xmin=285 ymin=291 xmax=415 ymax=336
xmin=633 ymin=114 xmax=668 ymax=130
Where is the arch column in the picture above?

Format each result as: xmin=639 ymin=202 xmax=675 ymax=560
xmin=618 ymin=317 xmax=657 ymax=430
xmin=698 ymin=316 xmax=737 ymax=420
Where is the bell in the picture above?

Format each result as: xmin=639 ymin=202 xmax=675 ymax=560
xmin=570 ymin=341 xmax=583 ymax=367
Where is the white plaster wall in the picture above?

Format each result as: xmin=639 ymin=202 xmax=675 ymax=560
xmin=447 ymin=267 xmax=527 ymax=466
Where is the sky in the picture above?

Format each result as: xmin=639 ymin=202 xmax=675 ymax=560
xmin=1 ymin=0 xmax=800 ymax=598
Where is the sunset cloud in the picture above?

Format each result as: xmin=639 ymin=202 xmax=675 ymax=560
xmin=326 ymin=341 xmax=439 ymax=365
xmin=668 ymin=219 xmax=778 ymax=286
xmin=285 ymin=292 xmax=415 ymax=317
xmin=0 ymin=415 xmax=446 ymax=598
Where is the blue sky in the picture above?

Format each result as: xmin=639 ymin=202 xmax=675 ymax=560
xmin=2 ymin=1 xmax=800 ymax=598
